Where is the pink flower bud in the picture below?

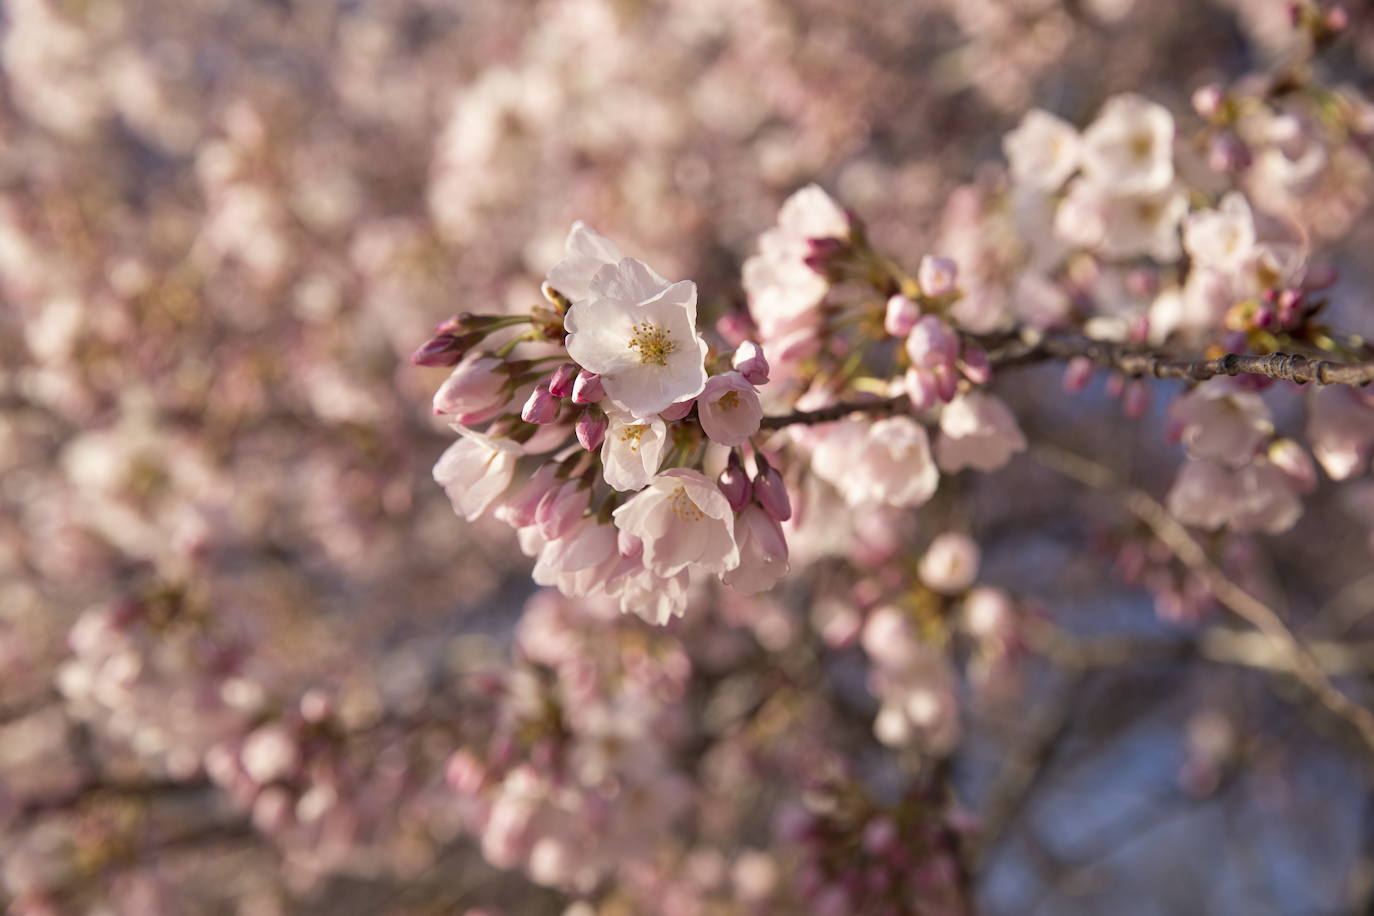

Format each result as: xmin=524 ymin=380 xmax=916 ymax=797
xmin=960 ymin=346 xmax=992 ymax=385
xmin=660 ymin=398 xmax=696 ymax=421
xmin=521 ymin=383 xmax=558 ymax=425
xmin=410 ymin=330 xmax=482 ymax=367
xmin=571 ymin=370 xmax=604 ymax=404
xmin=446 ymin=751 xmax=487 ymax=795
xmin=433 ymin=352 xmax=507 ymax=421
xmin=753 ymin=461 xmax=792 ymax=522
xmin=1269 ymin=438 xmax=1316 ymax=493
xmin=917 ymin=255 xmax=958 ymax=298
xmin=932 ymin=363 xmax=959 ymax=403
xmin=576 ymin=410 xmax=607 ymax=451
xmin=718 ymin=458 xmax=753 ymax=511
xmin=884 ymin=295 xmax=921 ymax=337
xmin=905 ymin=316 xmax=960 ymax=369
xmin=547 ymin=364 xmax=577 ymax=398
xmin=1253 ymin=305 xmax=1276 ymax=330
xmin=1327 ymin=5 xmax=1349 ymax=32
xmin=733 ymin=341 xmax=770 ymax=385
xmin=905 ymin=367 xmax=938 ymax=411
xmin=803 ymin=237 xmax=848 ymax=276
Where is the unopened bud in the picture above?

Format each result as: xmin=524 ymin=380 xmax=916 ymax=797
xmin=571 ymin=370 xmax=605 ymax=404
xmin=803 ymin=237 xmax=848 ymax=276
xmin=917 ymin=255 xmax=959 ymax=299
xmin=718 ymin=456 xmax=753 ymax=511
xmin=547 ymin=363 xmax=577 ymax=398
xmin=521 ymin=383 xmax=558 ymax=425
xmin=1122 ymin=379 xmax=1150 ymax=419
xmin=884 ymin=295 xmax=921 ymax=337
xmin=576 ymin=410 xmax=607 ymax=451
xmin=733 ymin=341 xmax=770 ymax=385
xmin=960 ymin=346 xmax=992 ymax=385
xmin=410 ymin=330 xmax=482 ymax=367
xmin=753 ymin=459 xmax=792 ymax=522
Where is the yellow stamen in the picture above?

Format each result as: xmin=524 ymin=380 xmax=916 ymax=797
xmin=627 ymin=321 xmax=676 ymax=366
xmin=667 ymin=485 xmax=705 ymax=522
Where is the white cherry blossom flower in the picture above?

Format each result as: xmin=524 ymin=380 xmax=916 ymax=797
xmin=811 ymin=416 xmax=939 ymax=508
xmin=600 ymin=408 xmax=667 ymax=492
xmin=696 ymin=371 xmax=763 ymax=447
xmin=433 ymin=428 xmax=523 ymax=521
xmin=611 ymin=469 xmax=739 ymax=577
xmin=1183 ymin=192 xmax=1256 ymax=271
xmin=935 ymin=392 xmax=1027 ymax=473
xmin=918 ymin=533 xmax=980 ymax=595
xmin=1167 ymin=459 xmax=1302 ymax=534
xmin=1056 ymin=178 xmax=1187 ymax=261
xmin=1004 ymin=109 xmax=1081 ymax=191
xmin=1307 ymin=386 xmax=1374 ymax=480
xmin=545 ymin=221 xmax=627 ymax=303
xmin=1081 ymin=93 xmax=1175 ymax=194
xmin=564 ymin=257 xmax=709 ymax=419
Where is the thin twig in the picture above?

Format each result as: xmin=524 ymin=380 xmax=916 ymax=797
xmin=1033 ymin=442 xmax=1374 ymax=758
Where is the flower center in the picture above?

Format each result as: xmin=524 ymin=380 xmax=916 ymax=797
xmin=717 ymin=390 xmax=741 ymax=411
xmin=619 ymin=424 xmax=647 ymax=452
xmin=1130 ymin=132 xmax=1154 ymax=161
xmin=667 ymin=485 xmax=705 ymax=522
xmin=627 ymin=321 xmax=676 ymax=366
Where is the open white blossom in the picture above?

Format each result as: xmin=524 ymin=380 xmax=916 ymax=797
xmin=935 ymin=392 xmax=1027 ymax=473
xmin=433 ymin=428 xmax=523 ymax=521
xmin=1004 ymin=109 xmax=1081 ymax=191
xmin=564 ymin=258 xmax=709 ymax=419
xmin=1081 ymin=93 xmax=1175 ymax=194
xmin=812 ymin=416 xmax=940 ymax=508
xmin=1183 ymin=192 xmax=1256 ymax=272
xmin=545 ymin=220 xmax=627 ymax=303
xmin=1055 ymin=178 xmax=1187 ymax=261
xmin=743 ymin=184 xmax=849 ymax=344
xmin=611 ymin=469 xmax=739 ymax=577
xmin=600 ymin=409 xmax=667 ymax=492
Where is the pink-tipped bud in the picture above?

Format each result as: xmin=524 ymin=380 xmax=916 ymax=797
xmin=1207 ymin=133 xmax=1252 ymax=173
xmin=410 ymin=330 xmax=482 ymax=367
xmin=803 ymin=237 xmax=849 ymax=276
xmin=884 ymin=295 xmax=921 ymax=337
xmin=1253 ymin=305 xmax=1276 ymax=330
xmin=1269 ymin=438 xmax=1317 ymax=493
xmin=433 ymin=352 xmax=508 ymax=421
xmin=960 ymin=346 xmax=992 ymax=385
xmin=1326 ymin=5 xmax=1349 ymax=32
xmin=1191 ymin=84 xmax=1225 ymax=120
xmin=1128 ymin=315 xmax=1151 ymax=345
xmin=547 ymin=364 xmax=577 ymax=398
xmin=932 ymin=363 xmax=959 ymax=403
xmin=905 ymin=367 xmax=938 ymax=411
xmin=716 ymin=311 xmax=755 ymax=347
xmin=576 ymin=410 xmax=607 ymax=451
xmin=521 ymin=383 xmax=558 ymax=425
xmin=660 ymin=398 xmax=695 ymax=421
xmin=917 ymin=255 xmax=959 ymax=298
xmin=718 ymin=458 xmax=753 ymax=511
xmin=1122 ymin=379 xmax=1150 ymax=419
xmin=753 ymin=460 xmax=792 ymax=522
xmin=571 ymin=370 xmax=604 ymax=404
xmin=733 ymin=341 xmax=770 ymax=386
xmin=446 ymin=750 xmax=487 ymax=795
xmin=905 ymin=315 xmax=960 ymax=368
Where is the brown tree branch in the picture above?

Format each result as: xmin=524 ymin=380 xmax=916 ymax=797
xmin=757 ymin=329 xmax=1374 ymax=430
xmin=1032 ymin=442 xmax=1374 ymax=758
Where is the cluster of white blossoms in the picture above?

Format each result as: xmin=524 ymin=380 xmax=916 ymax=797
xmin=425 ymin=222 xmax=786 ymax=626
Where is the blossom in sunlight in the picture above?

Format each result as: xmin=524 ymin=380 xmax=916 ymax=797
xmin=1080 ymin=93 xmax=1175 ymax=194
xmin=433 ymin=428 xmax=523 ymax=521
xmin=697 ymin=371 xmax=763 ymax=447
xmin=1004 ymin=109 xmax=1081 ymax=191
xmin=600 ymin=408 xmax=668 ymax=492
xmin=563 ymin=257 xmax=709 ymax=419
xmin=432 ymin=351 xmax=508 ymax=422
xmin=545 ymin=221 xmax=626 ymax=303
xmin=612 ymin=469 xmax=739 ymax=577
xmin=934 ymin=392 xmax=1027 ymax=473
xmin=1167 ymin=459 xmax=1302 ymax=534
xmin=918 ymin=533 xmax=981 ymax=595
xmin=1307 ymin=386 xmax=1374 ymax=481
